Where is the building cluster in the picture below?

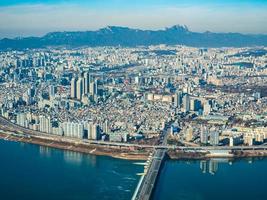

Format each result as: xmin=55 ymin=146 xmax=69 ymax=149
xmin=0 ymin=45 xmax=266 ymax=145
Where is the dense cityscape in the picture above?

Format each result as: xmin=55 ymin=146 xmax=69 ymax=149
xmin=1 ymin=0 xmax=267 ymax=199
xmin=0 ymin=46 xmax=266 ymax=147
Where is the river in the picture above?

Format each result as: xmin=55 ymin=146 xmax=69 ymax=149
xmin=0 ymin=140 xmax=142 ymax=200
xmin=1 ymin=140 xmax=267 ymax=200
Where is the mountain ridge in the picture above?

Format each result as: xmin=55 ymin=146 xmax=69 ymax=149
xmin=1 ymin=25 xmax=267 ymax=50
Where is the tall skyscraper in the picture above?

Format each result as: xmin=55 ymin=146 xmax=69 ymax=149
xmin=71 ymin=77 xmax=77 ymax=99
xmin=89 ymin=79 xmax=98 ymax=96
xmin=94 ymin=79 xmax=98 ymax=96
xmin=174 ymin=91 xmax=182 ymax=108
xmin=84 ymin=71 xmax=90 ymax=94
xmin=76 ymin=77 xmax=83 ymax=100
xmin=183 ymin=94 xmax=190 ymax=112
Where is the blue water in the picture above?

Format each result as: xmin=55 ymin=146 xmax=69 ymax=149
xmin=153 ymin=159 xmax=267 ymax=200
xmin=0 ymin=140 xmax=142 ymax=200
xmin=1 ymin=140 xmax=267 ymax=200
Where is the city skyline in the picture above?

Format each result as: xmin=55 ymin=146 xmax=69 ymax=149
xmin=0 ymin=0 xmax=267 ymax=38
xmin=0 ymin=1 xmax=267 ymax=200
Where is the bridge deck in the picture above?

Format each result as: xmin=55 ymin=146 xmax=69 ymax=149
xmin=133 ymin=149 xmax=166 ymax=200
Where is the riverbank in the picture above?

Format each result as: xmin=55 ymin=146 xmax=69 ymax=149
xmin=0 ymin=132 xmax=149 ymax=160
xmin=1 ymin=131 xmax=267 ymax=161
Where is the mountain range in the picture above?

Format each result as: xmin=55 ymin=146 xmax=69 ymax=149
xmin=1 ymin=25 xmax=267 ymax=50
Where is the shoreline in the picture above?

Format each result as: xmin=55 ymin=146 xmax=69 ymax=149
xmin=1 ymin=131 xmax=267 ymax=161
xmin=0 ymin=132 xmax=149 ymax=161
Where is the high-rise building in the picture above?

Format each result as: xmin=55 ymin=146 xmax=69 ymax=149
xmin=174 ymin=91 xmax=182 ymax=108
xmin=16 ymin=113 xmax=28 ymax=128
xmin=84 ymin=71 xmax=90 ymax=94
xmin=91 ymin=124 xmax=100 ymax=140
xmin=76 ymin=77 xmax=83 ymax=100
xmin=28 ymin=87 xmax=35 ymax=98
xmin=70 ymin=78 xmax=77 ymax=98
xmin=39 ymin=115 xmax=51 ymax=134
xmin=190 ymin=99 xmax=201 ymax=111
xmin=62 ymin=121 xmax=84 ymax=138
xmin=183 ymin=94 xmax=190 ymax=112
xmin=94 ymin=79 xmax=98 ymax=96
xmin=200 ymin=125 xmax=208 ymax=144
xmin=75 ymin=123 xmax=84 ymax=139
xmin=89 ymin=79 xmax=98 ymax=96
xmin=203 ymin=101 xmax=211 ymax=116
xmin=49 ymin=85 xmax=56 ymax=98
xmin=86 ymin=122 xmax=100 ymax=140
xmin=209 ymin=128 xmax=219 ymax=146
xmin=89 ymin=82 xmax=94 ymax=96
xmin=86 ymin=122 xmax=93 ymax=139
xmin=103 ymin=120 xmax=109 ymax=134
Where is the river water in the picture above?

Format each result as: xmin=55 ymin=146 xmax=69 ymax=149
xmin=0 ymin=140 xmax=142 ymax=200
xmin=152 ymin=158 xmax=267 ymax=200
xmin=1 ymin=140 xmax=267 ymax=200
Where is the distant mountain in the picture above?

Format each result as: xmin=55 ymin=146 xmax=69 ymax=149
xmin=1 ymin=25 xmax=267 ymax=50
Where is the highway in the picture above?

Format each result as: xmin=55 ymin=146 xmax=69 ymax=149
xmin=1 ymin=116 xmax=267 ymax=152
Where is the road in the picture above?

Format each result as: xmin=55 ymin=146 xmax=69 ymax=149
xmin=132 ymin=125 xmax=170 ymax=200
xmin=1 ymin=116 xmax=267 ymax=152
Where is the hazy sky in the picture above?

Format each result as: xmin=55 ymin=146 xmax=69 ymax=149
xmin=0 ymin=0 xmax=267 ymax=38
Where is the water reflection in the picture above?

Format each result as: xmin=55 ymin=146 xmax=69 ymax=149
xmin=200 ymin=160 xmax=219 ymax=175
xmin=63 ymin=150 xmax=83 ymax=164
xmin=37 ymin=145 xmax=99 ymax=167
xmin=154 ymin=158 xmax=267 ymax=200
xmin=199 ymin=157 xmax=261 ymax=175
xmin=200 ymin=158 xmax=231 ymax=175
xmin=39 ymin=146 xmax=51 ymax=157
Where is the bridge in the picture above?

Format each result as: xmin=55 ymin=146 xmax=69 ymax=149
xmin=132 ymin=126 xmax=169 ymax=200
xmin=132 ymin=148 xmax=166 ymax=200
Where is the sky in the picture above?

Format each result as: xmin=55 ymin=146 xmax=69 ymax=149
xmin=0 ymin=0 xmax=267 ymax=38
